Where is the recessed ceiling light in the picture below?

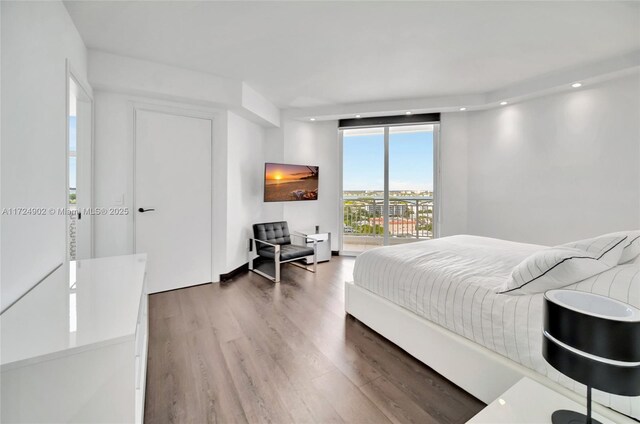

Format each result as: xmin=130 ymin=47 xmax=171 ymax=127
xmin=405 ymin=111 xmax=412 ymax=115
xmin=355 ymin=114 xmax=361 ymax=118
xmin=459 ymin=107 xmax=467 ymax=111
xmin=571 ymin=82 xmax=582 ymax=88
xmin=310 ymin=118 xmax=316 ymax=121
xmin=500 ymin=101 xmax=508 ymax=106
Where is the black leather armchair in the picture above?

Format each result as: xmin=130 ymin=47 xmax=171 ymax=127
xmin=249 ymin=221 xmax=317 ymax=283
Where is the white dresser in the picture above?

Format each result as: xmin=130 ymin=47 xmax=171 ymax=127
xmin=1 ymin=254 xmax=148 ymax=423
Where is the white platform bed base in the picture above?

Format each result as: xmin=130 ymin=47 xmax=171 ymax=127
xmin=345 ymin=281 xmax=636 ymax=424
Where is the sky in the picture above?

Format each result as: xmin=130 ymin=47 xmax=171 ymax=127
xmin=343 ymin=130 xmax=434 ymax=191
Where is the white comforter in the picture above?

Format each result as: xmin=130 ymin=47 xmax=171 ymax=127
xmin=353 ymin=235 xmax=640 ymax=419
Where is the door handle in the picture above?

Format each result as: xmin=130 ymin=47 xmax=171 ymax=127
xmin=138 ymin=208 xmax=156 ymax=213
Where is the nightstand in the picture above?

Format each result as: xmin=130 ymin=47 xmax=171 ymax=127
xmin=293 ymin=228 xmax=331 ymax=264
xmin=467 ymin=378 xmax=615 ymax=424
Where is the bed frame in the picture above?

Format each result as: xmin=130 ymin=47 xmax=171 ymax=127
xmin=345 ymin=281 xmax=637 ymax=423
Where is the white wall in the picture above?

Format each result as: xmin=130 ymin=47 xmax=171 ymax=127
xmin=274 ymin=73 xmax=640 ymax=249
xmin=92 ymin=92 xmax=275 ymax=278
xmin=88 ymin=52 xmax=282 ymax=279
xmin=88 ymin=50 xmax=280 ymax=127
xmin=225 ymin=112 xmax=280 ymax=271
xmin=93 ymin=93 xmax=225 ymax=260
xmin=439 ymin=114 xmax=469 ymax=236
xmin=279 ymin=119 xmax=341 ymax=250
xmin=92 ymin=92 xmax=133 ymax=258
xmin=94 ymin=72 xmax=639 ymax=271
xmin=1 ymin=1 xmax=87 ymax=311
xmin=465 ymin=73 xmax=640 ymax=245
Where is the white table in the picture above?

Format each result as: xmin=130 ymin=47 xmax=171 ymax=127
xmin=1 ymin=254 xmax=148 ymax=423
xmin=467 ymin=377 xmax=614 ymax=423
xmin=294 ymin=228 xmax=332 ymax=263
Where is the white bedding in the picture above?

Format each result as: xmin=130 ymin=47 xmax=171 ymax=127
xmin=353 ymin=235 xmax=640 ymax=419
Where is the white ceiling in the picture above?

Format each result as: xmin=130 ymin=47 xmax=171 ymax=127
xmin=64 ymin=1 xmax=640 ymax=109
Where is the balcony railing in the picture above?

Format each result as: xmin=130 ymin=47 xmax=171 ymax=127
xmin=343 ymin=196 xmax=434 ymax=251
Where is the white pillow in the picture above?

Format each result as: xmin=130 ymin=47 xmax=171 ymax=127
xmin=561 ymin=233 xmax=630 ymax=267
xmin=499 ymin=234 xmax=627 ymax=295
xmin=600 ymin=231 xmax=640 ymax=264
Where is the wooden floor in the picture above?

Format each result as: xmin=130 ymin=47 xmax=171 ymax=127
xmin=144 ymin=257 xmax=485 ymax=424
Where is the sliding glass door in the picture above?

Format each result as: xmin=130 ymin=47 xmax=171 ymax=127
xmin=342 ymin=128 xmax=385 ymax=251
xmin=388 ymin=125 xmax=436 ymax=243
xmin=341 ymin=123 xmax=438 ymax=254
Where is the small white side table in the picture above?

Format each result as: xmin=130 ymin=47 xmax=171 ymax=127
xmin=467 ymin=378 xmax=615 ymax=424
xmin=294 ymin=228 xmax=332 ymax=264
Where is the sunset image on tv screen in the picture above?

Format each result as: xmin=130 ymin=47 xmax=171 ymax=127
xmin=264 ymin=163 xmax=319 ymax=202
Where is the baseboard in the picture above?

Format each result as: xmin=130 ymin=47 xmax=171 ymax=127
xmin=220 ymin=262 xmax=249 ymax=281
xmin=222 ymin=254 xmax=338 ymax=281
xmin=150 ymin=281 xmax=212 ymax=295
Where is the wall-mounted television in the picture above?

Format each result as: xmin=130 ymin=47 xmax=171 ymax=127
xmin=264 ymin=163 xmax=319 ymax=202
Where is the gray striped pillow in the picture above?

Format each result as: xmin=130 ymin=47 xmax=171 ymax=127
xmin=499 ymin=235 xmax=627 ymax=295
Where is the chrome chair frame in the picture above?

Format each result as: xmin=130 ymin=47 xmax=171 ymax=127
xmin=248 ymin=233 xmax=318 ymax=283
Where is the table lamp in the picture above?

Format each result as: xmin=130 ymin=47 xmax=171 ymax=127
xmin=543 ymin=289 xmax=640 ymax=424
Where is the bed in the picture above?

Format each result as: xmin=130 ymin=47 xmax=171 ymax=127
xmin=345 ymin=235 xmax=640 ymax=422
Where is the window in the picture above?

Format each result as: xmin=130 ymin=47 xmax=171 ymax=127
xmin=67 ymin=75 xmax=93 ymax=260
xmin=341 ymin=118 xmax=439 ymax=254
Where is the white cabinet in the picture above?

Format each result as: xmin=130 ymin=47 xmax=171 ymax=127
xmin=1 ymin=254 xmax=148 ymax=423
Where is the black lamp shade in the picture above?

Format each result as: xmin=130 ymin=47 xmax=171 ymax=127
xmin=543 ymin=290 xmax=640 ymax=397
xmin=543 ymin=335 xmax=640 ymax=396
xmin=545 ymin=296 xmax=640 ymax=362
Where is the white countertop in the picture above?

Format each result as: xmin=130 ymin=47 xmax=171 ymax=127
xmin=467 ymin=377 xmax=616 ymax=424
xmin=1 ymin=254 xmax=147 ymax=369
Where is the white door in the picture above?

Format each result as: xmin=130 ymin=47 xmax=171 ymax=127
xmin=135 ymin=109 xmax=212 ymax=293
